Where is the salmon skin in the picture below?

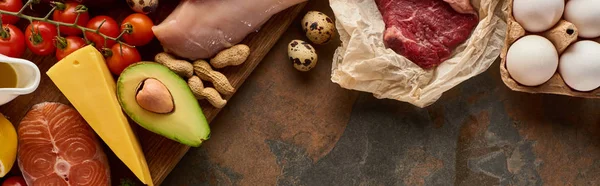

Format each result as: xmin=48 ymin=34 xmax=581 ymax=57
xmin=17 ymin=102 xmax=111 ymax=186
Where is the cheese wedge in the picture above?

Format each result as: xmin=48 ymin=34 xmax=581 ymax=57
xmin=47 ymin=45 xmax=153 ymax=186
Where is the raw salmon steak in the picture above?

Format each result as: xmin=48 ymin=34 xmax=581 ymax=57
xmin=17 ymin=102 xmax=110 ymax=186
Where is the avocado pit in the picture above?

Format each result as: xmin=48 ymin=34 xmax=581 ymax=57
xmin=135 ymin=78 xmax=174 ymax=114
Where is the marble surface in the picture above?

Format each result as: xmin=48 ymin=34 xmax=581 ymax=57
xmin=163 ymin=1 xmax=600 ymax=185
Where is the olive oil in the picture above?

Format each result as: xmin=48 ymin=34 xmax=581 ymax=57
xmin=0 ymin=63 xmax=17 ymax=88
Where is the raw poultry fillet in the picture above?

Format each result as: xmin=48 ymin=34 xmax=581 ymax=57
xmin=17 ymin=102 xmax=110 ymax=186
xmin=153 ymin=0 xmax=307 ymax=60
xmin=375 ymin=0 xmax=479 ymax=69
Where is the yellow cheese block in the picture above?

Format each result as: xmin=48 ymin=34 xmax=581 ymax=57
xmin=47 ymin=45 xmax=153 ymax=186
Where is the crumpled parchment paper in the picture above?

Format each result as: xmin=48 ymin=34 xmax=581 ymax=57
xmin=329 ymin=0 xmax=507 ymax=108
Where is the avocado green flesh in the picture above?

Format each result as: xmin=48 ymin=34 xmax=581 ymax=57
xmin=117 ymin=62 xmax=210 ymax=147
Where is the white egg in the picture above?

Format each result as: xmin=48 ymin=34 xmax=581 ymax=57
xmin=565 ymin=0 xmax=600 ymax=38
xmin=513 ymin=0 xmax=564 ymax=32
xmin=559 ymin=40 xmax=600 ymax=91
xmin=506 ymin=35 xmax=558 ymax=86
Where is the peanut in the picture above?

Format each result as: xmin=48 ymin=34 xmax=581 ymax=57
xmin=193 ymin=60 xmax=235 ymax=95
xmin=188 ymin=76 xmax=227 ymax=108
xmin=210 ymin=44 xmax=251 ymax=68
xmin=136 ymin=79 xmax=174 ymax=114
xmin=155 ymin=52 xmax=194 ymax=78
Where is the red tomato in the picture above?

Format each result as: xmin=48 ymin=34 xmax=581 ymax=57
xmin=0 ymin=24 xmax=25 ymax=57
xmin=25 ymin=21 xmax=58 ymax=56
xmin=121 ymin=13 xmax=154 ymax=46
xmin=85 ymin=16 xmax=119 ymax=49
xmin=55 ymin=36 xmax=86 ymax=60
xmin=2 ymin=176 xmax=27 ymax=186
xmin=52 ymin=2 xmax=90 ymax=36
xmin=0 ymin=0 xmax=22 ymax=25
xmin=106 ymin=44 xmax=141 ymax=75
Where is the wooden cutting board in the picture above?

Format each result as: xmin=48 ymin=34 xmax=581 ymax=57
xmin=0 ymin=1 xmax=306 ymax=185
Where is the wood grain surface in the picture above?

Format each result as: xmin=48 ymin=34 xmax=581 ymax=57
xmin=0 ymin=1 xmax=307 ymax=185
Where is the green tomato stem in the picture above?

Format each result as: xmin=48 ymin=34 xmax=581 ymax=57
xmin=30 ymin=32 xmax=43 ymax=45
xmin=53 ymin=1 xmax=66 ymax=11
xmin=0 ymin=0 xmax=133 ymax=49
xmin=17 ymin=0 xmax=34 ymax=15
xmin=55 ymin=36 xmax=67 ymax=49
xmin=0 ymin=26 xmax=10 ymax=40
xmin=116 ymin=29 xmax=128 ymax=40
xmin=43 ymin=6 xmax=56 ymax=20
xmin=122 ymin=23 xmax=133 ymax=34
xmin=75 ymin=5 xmax=88 ymax=13
xmin=95 ymin=19 xmax=106 ymax=33
xmin=72 ymin=12 xmax=81 ymax=27
xmin=102 ymin=48 xmax=113 ymax=58
xmin=0 ymin=17 xmax=6 ymax=40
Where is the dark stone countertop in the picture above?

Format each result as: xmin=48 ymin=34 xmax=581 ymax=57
xmin=163 ymin=1 xmax=600 ymax=185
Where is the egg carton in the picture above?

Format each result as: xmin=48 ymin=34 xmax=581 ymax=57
xmin=499 ymin=0 xmax=600 ymax=98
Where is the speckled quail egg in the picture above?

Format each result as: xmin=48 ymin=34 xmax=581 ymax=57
xmin=301 ymin=11 xmax=336 ymax=45
xmin=126 ymin=0 xmax=158 ymax=14
xmin=288 ymin=40 xmax=318 ymax=72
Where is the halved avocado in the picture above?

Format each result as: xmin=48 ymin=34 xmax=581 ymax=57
xmin=117 ymin=62 xmax=210 ymax=147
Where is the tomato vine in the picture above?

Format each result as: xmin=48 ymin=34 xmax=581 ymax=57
xmin=0 ymin=0 xmax=133 ymax=49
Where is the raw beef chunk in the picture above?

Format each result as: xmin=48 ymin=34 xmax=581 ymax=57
xmin=375 ymin=0 xmax=478 ymax=69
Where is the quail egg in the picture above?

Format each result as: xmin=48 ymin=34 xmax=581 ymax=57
xmin=127 ymin=0 xmax=158 ymax=14
xmin=288 ymin=40 xmax=318 ymax=72
xmin=301 ymin=11 xmax=336 ymax=45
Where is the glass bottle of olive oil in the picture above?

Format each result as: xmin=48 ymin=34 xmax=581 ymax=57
xmin=0 ymin=63 xmax=17 ymax=88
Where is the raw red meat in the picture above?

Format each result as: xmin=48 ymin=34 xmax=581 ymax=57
xmin=17 ymin=102 xmax=110 ymax=186
xmin=375 ymin=0 xmax=478 ymax=69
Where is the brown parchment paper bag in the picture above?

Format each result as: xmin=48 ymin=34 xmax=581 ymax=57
xmin=329 ymin=0 xmax=507 ymax=108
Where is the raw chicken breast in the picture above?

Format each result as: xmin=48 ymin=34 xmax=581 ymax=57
xmin=18 ymin=103 xmax=110 ymax=186
xmin=153 ymin=0 xmax=307 ymax=60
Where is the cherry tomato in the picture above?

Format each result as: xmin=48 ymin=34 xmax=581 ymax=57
xmin=0 ymin=0 xmax=22 ymax=25
xmin=2 ymin=176 xmax=27 ymax=186
xmin=25 ymin=21 xmax=58 ymax=56
xmin=121 ymin=13 xmax=154 ymax=46
xmin=0 ymin=24 xmax=25 ymax=57
xmin=85 ymin=16 xmax=119 ymax=49
xmin=52 ymin=2 xmax=90 ymax=36
xmin=106 ymin=44 xmax=141 ymax=75
xmin=55 ymin=36 xmax=86 ymax=60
